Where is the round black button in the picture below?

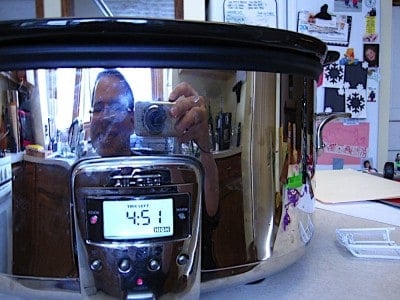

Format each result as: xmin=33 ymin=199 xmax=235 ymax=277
xmin=177 ymin=254 xmax=189 ymax=266
xmin=154 ymin=246 xmax=163 ymax=256
xmin=119 ymin=259 xmax=131 ymax=273
xmin=136 ymin=247 xmax=149 ymax=259
xmin=148 ymin=259 xmax=160 ymax=271
xmin=90 ymin=259 xmax=102 ymax=271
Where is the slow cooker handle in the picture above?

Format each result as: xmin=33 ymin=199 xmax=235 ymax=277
xmin=315 ymin=112 xmax=352 ymax=157
xmin=323 ymin=50 xmax=340 ymax=65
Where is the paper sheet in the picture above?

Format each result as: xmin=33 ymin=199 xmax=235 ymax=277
xmin=314 ymin=169 xmax=400 ymax=203
xmin=316 ymin=201 xmax=400 ymax=227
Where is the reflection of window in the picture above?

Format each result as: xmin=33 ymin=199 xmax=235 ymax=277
xmin=54 ymin=68 xmax=75 ymax=129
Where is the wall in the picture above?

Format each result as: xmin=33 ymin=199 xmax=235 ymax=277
xmin=0 ymin=0 xmax=35 ymax=20
xmin=377 ymin=1 xmax=391 ymax=170
xmin=73 ymin=0 xmax=103 ymax=17
xmin=291 ymin=0 xmax=385 ymax=171
xmin=73 ymin=0 xmax=204 ymax=19
xmin=184 ymin=0 xmax=205 ymax=20
xmin=42 ymin=0 xmax=61 ymax=17
xmin=388 ymin=7 xmax=400 ymax=162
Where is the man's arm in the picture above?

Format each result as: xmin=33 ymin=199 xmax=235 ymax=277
xmin=169 ymin=82 xmax=219 ymax=217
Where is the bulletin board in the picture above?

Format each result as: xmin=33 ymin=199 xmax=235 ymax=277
xmin=293 ymin=0 xmax=381 ymax=168
xmin=317 ymin=121 xmax=369 ymax=165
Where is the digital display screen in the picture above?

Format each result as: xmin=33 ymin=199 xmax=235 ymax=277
xmin=103 ymin=198 xmax=174 ymax=239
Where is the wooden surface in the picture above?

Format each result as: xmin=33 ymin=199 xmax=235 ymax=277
xmin=12 ymin=161 xmax=77 ymax=278
xmin=211 ymin=153 xmax=248 ymax=268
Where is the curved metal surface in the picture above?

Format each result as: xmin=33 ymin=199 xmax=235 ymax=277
xmin=315 ymin=112 xmax=352 ymax=156
xmin=0 ymin=18 xmax=329 ymax=299
xmin=0 ymin=18 xmax=327 ymax=78
xmin=71 ymin=155 xmax=203 ymax=299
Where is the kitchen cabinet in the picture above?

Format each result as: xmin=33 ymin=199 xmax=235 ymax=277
xmin=210 ymin=152 xmax=250 ymax=268
xmin=12 ymin=161 xmax=78 ymax=278
xmin=0 ymin=71 xmax=34 ymax=89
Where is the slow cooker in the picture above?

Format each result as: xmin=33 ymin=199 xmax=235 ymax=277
xmin=0 ymin=18 xmax=337 ymax=299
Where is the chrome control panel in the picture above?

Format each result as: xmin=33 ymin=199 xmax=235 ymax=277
xmin=72 ymin=155 xmax=202 ymax=299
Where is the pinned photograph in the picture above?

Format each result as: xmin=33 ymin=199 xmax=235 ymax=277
xmin=297 ymin=5 xmax=352 ymax=47
xmin=334 ymin=0 xmax=362 ymax=12
xmin=363 ymin=44 xmax=379 ymax=68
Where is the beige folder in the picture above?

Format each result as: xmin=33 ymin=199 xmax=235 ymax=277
xmin=314 ymin=169 xmax=400 ymax=203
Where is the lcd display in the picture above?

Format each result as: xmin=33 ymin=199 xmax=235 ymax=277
xmin=103 ymin=198 xmax=174 ymax=239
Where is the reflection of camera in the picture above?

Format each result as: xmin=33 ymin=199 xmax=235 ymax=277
xmin=134 ymin=101 xmax=178 ymax=137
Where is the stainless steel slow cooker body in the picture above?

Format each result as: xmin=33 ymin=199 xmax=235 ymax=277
xmin=0 ymin=18 xmax=332 ymax=299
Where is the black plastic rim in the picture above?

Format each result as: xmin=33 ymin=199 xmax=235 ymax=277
xmin=0 ymin=18 xmax=329 ymax=79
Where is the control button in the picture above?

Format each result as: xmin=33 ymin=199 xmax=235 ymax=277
xmin=154 ymin=246 xmax=163 ymax=256
xmin=136 ymin=247 xmax=149 ymax=259
xmin=177 ymin=254 xmax=189 ymax=266
xmin=148 ymin=259 xmax=160 ymax=271
xmin=136 ymin=277 xmax=144 ymax=286
xmin=119 ymin=258 xmax=132 ymax=273
xmin=177 ymin=212 xmax=187 ymax=220
xmin=89 ymin=215 xmax=98 ymax=224
xmin=90 ymin=259 xmax=102 ymax=271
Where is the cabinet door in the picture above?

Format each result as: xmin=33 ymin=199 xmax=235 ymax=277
xmin=209 ymin=153 xmax=248 ymax=268
xmin=33 ymin=164 xmax=77 ymax=277
xmin=12 ymin=162 xmax=35 ymax=275
xmin=12 ymin=162 xmax=78 ymax=278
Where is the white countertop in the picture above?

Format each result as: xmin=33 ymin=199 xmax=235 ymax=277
xmin=5 ymin=152 xmax=24 ymax=164
xmin=22 ymin=153 xmax=76 ymax=169
xmin=201 ymin=207 xmax=400 ymax=300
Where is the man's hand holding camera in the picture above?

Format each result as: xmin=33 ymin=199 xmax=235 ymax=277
xmin=168 ymin=82 xmax=219 ymax=217
xmin=168 ymin=82 xmax=211 ymax=153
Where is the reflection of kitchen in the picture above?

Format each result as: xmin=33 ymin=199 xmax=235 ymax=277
xmin=0 ymin=67 xmax=309 ymax=283
xmin=0 ymin=68 xmax=249 ymax=278
xmin=0 ymin=68 xmax=245 ymax=161
xmin=0 ymin=70 xmax=78 ymax=277
xmin=175 ymin=69 xmax=246 ymax=156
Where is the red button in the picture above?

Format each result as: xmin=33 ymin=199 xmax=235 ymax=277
xmin=136 ymin=278 xmax=144 ymax=286
xmin=90 ymin=215 xmax=98 ymax=224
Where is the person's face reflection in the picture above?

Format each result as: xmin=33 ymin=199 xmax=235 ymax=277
xmin=90 ymin=75 xmax=134 ymax=156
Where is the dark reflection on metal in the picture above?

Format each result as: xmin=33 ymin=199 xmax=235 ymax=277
xmin=315 ymin=112 xmax=352 ymax=156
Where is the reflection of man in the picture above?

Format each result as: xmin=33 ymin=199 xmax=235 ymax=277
xmin=90 ymin=69 xmax=134 ymax=156
xmin=90 ymin=69 xmax=219 ymax=216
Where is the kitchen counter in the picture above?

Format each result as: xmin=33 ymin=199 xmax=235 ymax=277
xmin=5 ymin=152 xmax=24 ymax=164
xmin=201 ymin=207 xmax=400 ymax=300
xmin=5 ymin=151 xmax=77 ymax=168
xmin=212 ymin=147 xmax=241 ymax=159
xmin=22 ymin=153 xmax=77 ymax=169
xmin=8 ymin=147 xmax=243 ymax=167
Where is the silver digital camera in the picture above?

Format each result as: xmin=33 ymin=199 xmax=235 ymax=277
xmin=134 ymin=101 xmax=178 ymax=137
